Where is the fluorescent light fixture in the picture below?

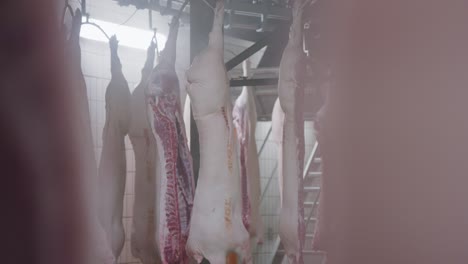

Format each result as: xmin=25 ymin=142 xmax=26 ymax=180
xmin=80 ymin=17 xmax=167 ymax=50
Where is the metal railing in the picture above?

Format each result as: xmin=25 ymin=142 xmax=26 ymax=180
xmin=268 ymin=141 xmax=320 ymax=264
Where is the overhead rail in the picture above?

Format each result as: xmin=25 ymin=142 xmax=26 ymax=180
xmin=230 ymin=77 xmax=278 ymax=87
xmin=115 ymin=0 xmax=294 ymax=22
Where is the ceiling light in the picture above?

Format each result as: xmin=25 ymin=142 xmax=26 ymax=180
xmin=80 ymin=17 xmax=167 ymax=50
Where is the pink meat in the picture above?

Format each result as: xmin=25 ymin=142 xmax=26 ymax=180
xmin=129 ymin=42 xmax=161 ymax=264
xmin=232 ymin=60 xmax=263 ymax=244
xmin=97 ymin=36 xmax=131 ymax=259
xmin=185 ymin=1 xmax=251 ymax=263
xmin=146 ymin=16 xmax=195 ymax=264
xmin=277 ymin=0 xmax=308 ymax=263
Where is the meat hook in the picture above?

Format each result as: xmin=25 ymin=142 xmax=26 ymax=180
xmin=81 ymin=13 xmax=111 ymax=40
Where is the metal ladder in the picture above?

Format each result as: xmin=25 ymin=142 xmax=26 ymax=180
xmin=268 ymin=141 xmax=324 ymax=264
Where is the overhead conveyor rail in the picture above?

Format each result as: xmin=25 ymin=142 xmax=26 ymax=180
xmin=115 ymin=0 xmax=293 ymax=24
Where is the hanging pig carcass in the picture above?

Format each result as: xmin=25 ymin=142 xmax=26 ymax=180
xmin=97 ymin=35 xmax=131 ymax=260
xmin=146 ymin=15 xmax=196 ymax=264
xmin=67 ymin=9 xmax=115 ymax=264
xmin=232 ymin=60 xmax=263 ymax=244
xmin=277 ymin=0 xmax=310 ymax=262
xmin=185 ymin=1 xmax=251 ymax=263
xmin=129 ymin=41 xmax=161 ymax=264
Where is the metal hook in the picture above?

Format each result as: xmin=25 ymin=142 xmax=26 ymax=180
xmin=81 ymin=14 xmax=111 ymax=40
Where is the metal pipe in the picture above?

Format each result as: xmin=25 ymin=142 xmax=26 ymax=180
xmin=81 ymin=0 xmax=86 ymax=16
xmin=148 ymin=8 xmax=153 ymax=29
xmin=229 ymin=77 xmax=278 ymax=87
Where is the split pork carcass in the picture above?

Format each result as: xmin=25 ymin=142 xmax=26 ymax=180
xmin=146 ymin=15 xmax=196 ymax=264
xmin=277 ymin=0 xmax=309 ymax=262
xmin=185 ymin=1 xmax=251 ymax=263
xmin=67 ymin=9 xmax=115 ymax=264
xmin=232 ymin=60 xmax=263 ymax=244
xmin=129 ymin=41 xmax=161 ymax=264
xmin=271 ymin=98 xmax=285 ymax=204
xmin=97 ymin=35 xmax=131 ymax=259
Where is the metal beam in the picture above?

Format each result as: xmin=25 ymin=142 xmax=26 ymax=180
xmin=118 ymin=0 xmax=292 ymax=19
xmin=225 ymin=28 xmax=267 ymax=42
xmin=115 ymin=0 xmax=294 ymax=28
xmin=255 ymin=89 xmax=277 ymax=96
xmin=82 ymin=0 xmax=87 ymax=15
xmin=225 ymin=35 xmax=272 ymax=71
xmin=148 ymin=9 xmax=153 ymax=29
xmin=226 ymin=1 xmax=290 ymax=20
xmin=230 ymin=78 xmax=278 ymax=87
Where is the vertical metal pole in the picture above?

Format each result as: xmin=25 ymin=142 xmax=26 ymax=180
xmin=148 ymin=9 xmax=153 ymax=29
xmin=81 ymin=0 xmax=86 ymax=15
xmin=190 ymin=0 xmax=215 ymax=263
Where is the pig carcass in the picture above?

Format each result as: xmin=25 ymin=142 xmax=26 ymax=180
xmin=277 ymin=0 xmax=309 ymax=262
xmin=146 ymin=16 xmax=195 ymax=264
xmin=97 ymin=35 xmax=131 ymax=259
xmin=232 ymin=60 xmax=263 ymax=244
xmin=271 ymin=98 xmax=285 ymax=205
xmin=129 ymin=41 xmax=161 ymax=264
xmin=67 ymin=9 xmax=115 ymax=264
xmin=185 ymin=1 xmax=251 ymax=263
